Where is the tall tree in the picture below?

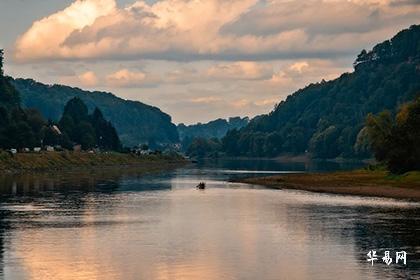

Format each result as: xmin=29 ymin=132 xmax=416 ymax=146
xmin=59 ymin=98 xmax=121 ymax=150
xmin=0 ymin=49 xmax=4 ymax=77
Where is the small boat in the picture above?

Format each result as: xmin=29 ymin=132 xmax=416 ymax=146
xmin=196 ymin=182 xmax=206 ymax=190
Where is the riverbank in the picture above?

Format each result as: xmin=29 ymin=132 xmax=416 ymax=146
xmin=0 ymin=151 xmax=187 ymax=173
xmin=237 ymin=169 xmax=420 ymax=201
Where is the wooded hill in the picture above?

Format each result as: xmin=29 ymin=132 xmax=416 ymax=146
xmin=222 ymin=25 xmax=420 ymax=159
xmin=12 ymin=79 xmax=179 ymax=147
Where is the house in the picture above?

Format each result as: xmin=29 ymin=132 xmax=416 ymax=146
xmin=46 ymin=146 xmax=54 ymax=152
xmin=140 ymin=149 xmax=153 ymax=155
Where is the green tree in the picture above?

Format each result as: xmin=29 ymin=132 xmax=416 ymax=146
xmin=0 ymin=49 xmax=4 ymax=77
xmin=58 ymin=98 xmax=122 ymax=150
xmin=91 ymin=107 xmax=121 ymax=151
xmin=0 ymin=54 xmax=46 ymax=149
xmin=365 ymin=111 xmax=393 ymax=162
xmin=366 ymin=97 xmax=420 ymax=173
xmin=187 ymin=137 xmax=222 ymax=158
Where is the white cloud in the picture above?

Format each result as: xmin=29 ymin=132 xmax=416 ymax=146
xmin=14 ymin=0 xmax=420 ymax=62
xmin=15 ymin=0 xmax=116 ymax=62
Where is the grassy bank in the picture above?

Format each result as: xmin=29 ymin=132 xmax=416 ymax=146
xmin=0 ymin=151 xmax=187 ymax=173
xmin=237 ymin=169 xmax=420 ymax=201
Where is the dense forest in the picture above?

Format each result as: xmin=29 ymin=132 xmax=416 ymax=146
xmin=13 ymin=79 xmax=179 ymax=147
xmin=220 ymin=25 xmax=420 ymax=159
xmin=178 ymin=117 xmax=249 ymax=151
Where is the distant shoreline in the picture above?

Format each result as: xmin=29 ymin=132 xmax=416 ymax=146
xmin=0 ymin=151 xmax=187 ymax=174
xmin=235 ymin=170 xmax=420 ymax=202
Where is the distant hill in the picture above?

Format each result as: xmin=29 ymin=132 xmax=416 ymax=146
xmin=178 ymin=117 xmax=249 ymax=141
xmin=222 ymin=25 xmax=420 ymax=158
xmin=12 ymin=79 xmax=179 ymax=147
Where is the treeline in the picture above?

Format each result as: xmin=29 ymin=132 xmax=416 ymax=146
xmin=366 ymin=97 xmax=420 ymax=174
xmin=0 ymin=50 xmax=121 ymax=151
xmin=178 ymin=117 xmax=249 ymax=151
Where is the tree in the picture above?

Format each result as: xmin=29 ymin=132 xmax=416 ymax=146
xmin=187 ymin=137 xmax=222 ymax=158
xmin=91 ymin=107 xmax=121 ymax=151
xmin=366 ymin=97 xmax=420 ymax=173
xmin=365 ymin=111 xmax=393 ymax=162
xmin=58 ymin=98 xmax=122 ymax=150
xmin=0 ymin=49 xmax=4 ymax=77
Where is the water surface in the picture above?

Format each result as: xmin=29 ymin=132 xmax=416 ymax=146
xmin=0 ymin=159 xmax=418 ymax=280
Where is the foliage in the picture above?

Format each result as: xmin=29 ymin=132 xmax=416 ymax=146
xmin=366 ymin=97 xmax=420 ymax=174
xmin=13 ymin=78 xmax=179 ymax=147
xmin=178 ymin=117 xmax=249 ymax=151
xmin=0 ymin=53 xmax=45 ymax=149
xmin=178 ymin=117 xmax=249 ymax=140
xmin=59 ymin=97 xmax=122 ymax=151
xmin=222 ymin=25 xmax=420 ymax=159
xmin=186 ymin=138 xmax=222 ymax=158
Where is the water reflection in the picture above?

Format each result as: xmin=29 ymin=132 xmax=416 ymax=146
xmin=0 ymin=159 xmax=418 ymax=280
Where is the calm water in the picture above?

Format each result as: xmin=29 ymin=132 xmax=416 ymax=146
xmin=0 ymin=159 xmax=418 ymax=280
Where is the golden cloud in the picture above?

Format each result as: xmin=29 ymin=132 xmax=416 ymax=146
xmin=14 ymin=0 xmax=420 ymax=62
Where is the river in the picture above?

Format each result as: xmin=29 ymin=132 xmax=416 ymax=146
xmin=0 ymin=159 xmax=418 ymax=280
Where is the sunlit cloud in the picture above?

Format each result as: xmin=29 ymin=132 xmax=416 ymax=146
xmin=190 ymin=96 xmax=223 ymax=104
xmin=15 ymin=0 xmax=116 ymax=62
xmin=59 ymin=70 xmax=99 ymax=88
xmin=106 ymin=68 xmax=160 ymax=88
xmin=14 ymin=0 xmax=420 ymax=62
xmin=206 ymin=62 xmax=273 ymax=81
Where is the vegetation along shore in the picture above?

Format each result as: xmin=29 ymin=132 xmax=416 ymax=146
xmin=237 ymin=169 xmax=420 ymax=201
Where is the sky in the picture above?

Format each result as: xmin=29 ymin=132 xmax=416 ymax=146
xmin=0 ymin=0 xmax=419 ymax=124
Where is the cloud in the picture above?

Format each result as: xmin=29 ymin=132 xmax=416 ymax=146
xmin=14 ymin=0 xmax=420 ymax=62
xmin=206 ymin=62 xmax=273 ymax=80
xmin=190 ymin=96 xmax=223 ymax=104
xmin=106 ymin=68 xmax=159 ymax=88
xmin=267 ymin=60 xmax=349 ymax=88
xmin=389 ymin=0 xmax=420 ymax=6
xmin=79 ymin=71 xmax=98 ymax=87
xmin=59 ymin=70 xmax=98 ymax=88
xmin=15 ymin=0 xmax=116 ymax=62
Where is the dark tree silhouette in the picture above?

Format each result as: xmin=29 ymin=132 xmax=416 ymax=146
xmin=0 ymin=49 xmax=4 ymax=77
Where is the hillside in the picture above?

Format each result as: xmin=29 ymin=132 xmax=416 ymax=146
xmin=223 ymin=25 xmax=420 ymax=159
xmin=12 ymin=79 xmax=179 ymax=147
xmin=178 ymin=117 xmax=249 ymax=140
xmin=0 ymin=50 xmax=46 ymax=149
